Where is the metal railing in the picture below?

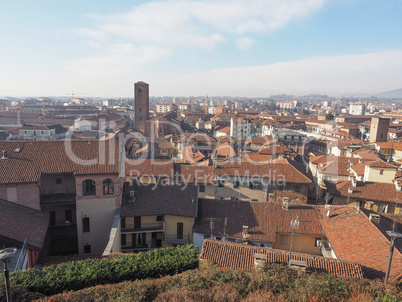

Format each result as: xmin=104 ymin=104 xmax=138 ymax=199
xmin=121 ymin=222 xmax=164 ymax=233
xmin=14 ymin=239 xmax=27 ymax=271
xmin=163 ymin=234 xmax=190 ymax=243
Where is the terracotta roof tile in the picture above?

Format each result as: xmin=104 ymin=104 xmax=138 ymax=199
xmin=195 ymin=199 xmax=323 ymax=242
xmin=319 ymin=207 xmax=402 ymax=281
xmin=200 ymin=240 xmax=364 ymax=279
xmin=326 ymin=180 xmax=399 ymax=204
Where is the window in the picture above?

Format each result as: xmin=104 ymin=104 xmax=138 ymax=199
xmin=177 ymin=222 xmax=183 ymax=239
xmin=233 ymin=180 xmax=240 ymax=188
xmin=199 ymin=184 xmax=205 ymax=192
xmin=134 ymin=216 xmax=141 ymax=229
xmin=83 ymin=217 xmax=90 ymax=232
xmin=280 ymin=235 xmax=286 ymax=245
xmin=156 ymin=215 xmax=163 ymax=222
xmin=102 ymin=179 xmax=114 ymax=195
xmin=380 ymin=169 xmax=384 ymax=175
xmin=49 ymin=211 xmax=56 ymax=226
xmin=121 ymin=234 xmax=126 ymax=246
xmin=84 ymin=244 xmax=91 ymax=254
xmin=314 ymin=238 xmax=321 ymax=247
xmin=65 ymin=210 xmax=72 ymax=223
xmin=82 ymin=179 xmax=96 ymax=196
xmin=217 ymin=180 xmax=224 ymax=188
xmin=56 ymin=178 xmax=62 ymax=184
xmin=121 ymin=217 xmax=126 ymax=228
xmin=249 ymin=182 xmax=262 ymax=190
xmin=295 ymin=185 xmax=300 ymax=193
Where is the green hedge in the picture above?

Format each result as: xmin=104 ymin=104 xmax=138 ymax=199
xmin=1 ymin=244 xmax=199 ymax=297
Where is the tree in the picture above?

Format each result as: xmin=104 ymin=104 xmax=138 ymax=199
xmin=325 ymin=113 xmax=334 ymax=120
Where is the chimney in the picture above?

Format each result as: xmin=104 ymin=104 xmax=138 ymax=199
xmin=242 ymin=225 xmax=249 ymax=239
xmin=129 ymin=190 xmax=135 ymax=202
xmin=282 ymin=197 xmax=289 ymax=210
xmin=369 ymin=213 xmax=381 ymax=224
xmin=253 ymin=253 xmax=267 ymax=270
xmin=395 ymin=181 xmax=402 ymax=193
xmin=351 ymin=177 xmax=357 ymax=188
xmin=1 ymin=150 xmax=8 ymax=159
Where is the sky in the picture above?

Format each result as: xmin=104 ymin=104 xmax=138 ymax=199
xmin=1 ymin=0 xmax=402 ymax=98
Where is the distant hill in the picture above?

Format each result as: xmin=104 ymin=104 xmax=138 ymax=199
xmin=375 ymin=88 xmax=402 ymax=99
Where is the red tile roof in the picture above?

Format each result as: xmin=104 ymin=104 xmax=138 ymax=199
xmin=365 ymin=160 xmax=396 ymax=169
xmin=350 ymin=163 xmax=366 ymax=176
xmin=195 ymin=199 xmax=323 ymax=242
xmin=0 ymin=198 xmax=49 ymax=251
xmin=0 ymin=141 xmax=121 ymax=184
xmin=181 ymin=161 xmax=312 ymax=184
xmin=326 ymin=180 xmax=399 ymax=204
xmin=200 ymin=240 xmax=364 ymax=279
xmin=319 ymin=207 xmax=402 ymax=281
xmin=318 ymin=161 xmax=351 ymax=176
xmin=121 ymin=183 xmax=197 ymax=218
xmin=309 ymin=155 xmax=360 ymax=165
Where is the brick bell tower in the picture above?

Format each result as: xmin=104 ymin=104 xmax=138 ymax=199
xmin=134 ymin=81 xmax=149 ymax=130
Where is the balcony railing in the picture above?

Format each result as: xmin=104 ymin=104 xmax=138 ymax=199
xmin=41 ymin=192 xmax=76 ymax=204
xmin=121 ymin=222 xmax=164 ymax=233
xmin=163 ymin=234 xmax=190 ymax=244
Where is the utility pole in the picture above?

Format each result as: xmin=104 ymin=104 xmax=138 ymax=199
xmin=288 ymin=216 xmax=299 ymax=265
xmin=0 ymin=248 xmax=17 ymax=302
xmin=384 ymin=230 xmax=402 ymax=282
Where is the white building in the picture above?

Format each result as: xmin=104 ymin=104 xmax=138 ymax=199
xmin=156 ymin=103 xmax=172 ymax=113
xmin=230 ymin=117 xmax=250 ymax=140
xmin=349 ymin=104 xmax=366 ymax=115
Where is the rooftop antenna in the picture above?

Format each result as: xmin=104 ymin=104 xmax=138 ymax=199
xmin=202 ymin=217 xmax=221 ymax=239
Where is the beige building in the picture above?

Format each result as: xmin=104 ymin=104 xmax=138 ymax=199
xmin=119 ymin=183 xmax=197 ymax=252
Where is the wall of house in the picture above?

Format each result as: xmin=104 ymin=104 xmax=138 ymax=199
xmin=198 ymin=180 xmax=308 ymax=201
xmin=363 ymin=166 xmax=396 ymax=184
xmin=332 ymin=196 xmax=401 ymax=214
xmin=199 ymin=182 xmax=267 ymax=201
xmin=39 ymin=174 xmax=76 ymax=195
xmin=41 ymin=204 xmax=77 ymax=225
xmin=163 ymin=215 xmax=194 ymax=247
xmin=273 ymin=234 xmax=323 ymax=255
xmin=0 ymin=183 xmax=41 ymax=210
xmin=75 ymin=174 xmax=121 ymax=255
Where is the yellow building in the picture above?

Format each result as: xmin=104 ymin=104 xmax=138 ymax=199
xmin=120 ymin=183 xmax=197 ymax=252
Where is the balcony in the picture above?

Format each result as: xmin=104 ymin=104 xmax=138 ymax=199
xmin=41 ymin=192 xmax=76 ymax=205
xmin=48 ymin=222 xmax=78 ymax=238
xmin=163 ymin=234 xmax=190 ymax=244
xmin=121 ymin=222 xmax=164 ymax=234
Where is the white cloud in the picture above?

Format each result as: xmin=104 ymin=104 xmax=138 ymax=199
xmin=65 ymin=44 xmax=170 ymax=79
xmin=63 ymin=0 xmax=326 ymax=86
xmin=156 ymin=50 xmax=402 ymax=97
xmin=236 ymin=37 xmax=255 ymax=50
xmin=77 ymin=0 xmax=326 ymax=49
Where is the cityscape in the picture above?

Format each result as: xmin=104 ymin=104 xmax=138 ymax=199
xmin=1 ymin=1 xmax=402 ymax=301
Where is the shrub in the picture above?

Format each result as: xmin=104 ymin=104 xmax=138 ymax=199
xmin=1 ymin=244 xmax=198 ymax=297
